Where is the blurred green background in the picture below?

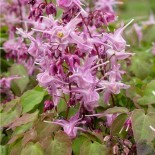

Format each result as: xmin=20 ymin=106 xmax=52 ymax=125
xmin=118 ymin=0 xmax=155 ymax=19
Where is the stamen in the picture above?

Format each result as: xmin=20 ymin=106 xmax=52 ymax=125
xmin=91 ymin=61 xmax=109 ymax=71
xmin=57 ymin=32 xmax=64 ymax=38
xmin=121 ymin=19 xmax=134 ymax=32
xmin=85 ymin=113 xmax=102 ymax=117
xmin=150 ymin=125 xmax=155 ymax=132
xmin=95 ymin=87 xmax=105 ymax=91
xmin=119 ymin=126 xmax=124 ymax=134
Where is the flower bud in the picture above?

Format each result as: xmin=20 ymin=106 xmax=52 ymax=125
xmin=44 ymin=100 xmax=54 ymax=112
xmin=46 ymin=3 xmax=57 ymax=16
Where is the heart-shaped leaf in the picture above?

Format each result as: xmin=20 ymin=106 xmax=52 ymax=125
xmin=21 ymin=142 xmax=44 ymax=155
xmin=110 ymin=113 xmax=128 ymax=136
xmin=10 ymin=64 xmax=29 ymax=95
xmin=80 ymin=140 xmax=107 ymax=155
xmin=131 ymin=109 xmax=155 ymax=143
xmin=138 ymin=80 xmax=155 ymax=105
xmin=21 ymin=86 xmax=46 ymax=113
xmin=46 ymin=131 xmax=72 ymax=155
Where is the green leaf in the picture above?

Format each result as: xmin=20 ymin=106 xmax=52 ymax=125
xmin=2 ymin=98 xmax=20 ymax=113
xmin=35 ymin=120 xmax=59 ymax=142
xmin=0 ymin=145 xmax=8 ymax=155
xmin=9 ymin=139 xmax=22 ymax=155
xmin=1 ymin=106 xmax=22 ymax=127
xmin=22 ymin=128 xmax=37 ymax=145
xmin=8 ymin=110 xmax=39 ymax=129
xmin=130 ymin=53 xmax=153 ymax=79
xmin=80 ymin=140 xmax=107 ymax=155
xmin=46 ymin=131 xmax=72 ymax=155
xmin=81 ymin=132 xmax=103 ymax=144
xmin=143 ymin=26 xmax=155 ymax=43
xmin=131 ymin=109 xmax=155 ymax=143
xmin=0 ymin=58 xmax=11 ymax=72
xmin=13 ymin=122 xmax=33 ymax=136
xmin=57 ymin=99 xmax=67 ymax=114
xmin=68 ymin=104 xmax=80 ymax=119
xmin=138 ymin=80 xmax=155 ymax=105
xmin=136 ymin=141 xmax=155 ymax=155
xmin=21 ymin=142 xmax=44 ymax=155
xmin=21 ymin=86 xmax=46 ymax=113
xmin=103 ymin=107 xmax=129 ymax=115
xmin=72 ymin=136 xmax=88 ymax=155
xmin=110 ymin=113 xmax=128 ymax=136
xmin=10 ymin=64 xmax=29 ymax=95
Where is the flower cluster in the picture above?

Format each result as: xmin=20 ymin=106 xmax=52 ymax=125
xmin=2 ymin=0 xmax=134 ymax=138
xmin=1 ymin=0 xmax=37 ymax=75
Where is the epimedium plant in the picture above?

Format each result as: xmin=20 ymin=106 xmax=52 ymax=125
xmin=0 ymin=0 xmax=155 ymax=155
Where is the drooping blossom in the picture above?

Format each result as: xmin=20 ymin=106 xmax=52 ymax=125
xmin=103 ymin=19 xmax=134 ymax=51
xmin=106 ymin=113 xmax=119 ymax=127
xmin=45 ymin=113 xmax=86 ymax=138
xmin=44 ymin=100 xmax=54 ymax=112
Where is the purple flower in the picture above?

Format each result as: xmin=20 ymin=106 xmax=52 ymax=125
xmin=70 ymin=56 xmax=108 ymax=88
xmin=57 ymin=0 xmax=86 ymax=15
xmin=142 ymin=13 xmax=155 ymax=27
xmin=0 ymin=76 xmax=20 ymax=89
xmin=57 ymin=0 xmax=73 ymax=8
xmin=6 ymin=0 xmax=135 ymax=138
xmin=44 ymin=100 xmax=54 ymax=112
xmin=106 ymin=49 xmax=134 ymax=67
xmin=28 ymin=7 xmax=43 ymax=21
xmin=95 ymin=0 xmax=123 ymax=12
xmin=106 ymin=113 xmax=118 ymax=127
xmin=45 ymin=113 xmax=85 ymax=138
xmin=63 ymin=54 xmax=80 ymax=71
xmin=104 ymin=19 xmax=134 ymax=51
xmin=45 ymin=3 xmax=57 ymax=16
xmin=28 ymin=0 xmax=36 ymax=5
xmin=98 ymin=74 xmax=130 ymax=104
xmin=106 ymin=64 xmax=125 ymax=81
xmin=133 ymin=23 xmax=143 ymax=43
xmin=70 ymin=87 xmax=99 ymax=111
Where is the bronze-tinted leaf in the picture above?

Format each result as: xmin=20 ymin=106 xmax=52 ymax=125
xmin=46 ymin=131 xmax=72 ymax=155
xmin=80 ymin=140 xmax=107 ymax=155
xmin=8 ymin=111 xmax=38 ymax=129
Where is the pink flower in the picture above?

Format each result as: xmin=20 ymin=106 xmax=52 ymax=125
xmin=97 ymin=73 xmax=130 ymax=104
xmin=133 ymin=23 xmax=143 ymax=43
xmin=106 ymin=49 xmax=134 ymax=67
xmin=95 ymin=0 xmax=123 ymax=12
xmin=142 ymin=13 xmax=155 ymax=27
xmin=104 ymin=19 xmax=134 ymax=51
xmin=44 ymin=100 xmax=54 ymax=112
xmin=57 ymin=0 xmax=73 ymax=8
xmin=70 ymin=87 xmax=99 ymax=111
xmin=57 ymin=0 xmax=86 ymax=15
xmin=106 ymin=64 xmax=125 ymax=81
xmin=45 ymin=3 xmax=57 ymax=16
xmin=106 ymin=113 xmax=118 ymax=127
xmin=0 ymin=76 xmax=20 ymax=89
xmin=46 ymin=113 xmax=85 ymax=138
